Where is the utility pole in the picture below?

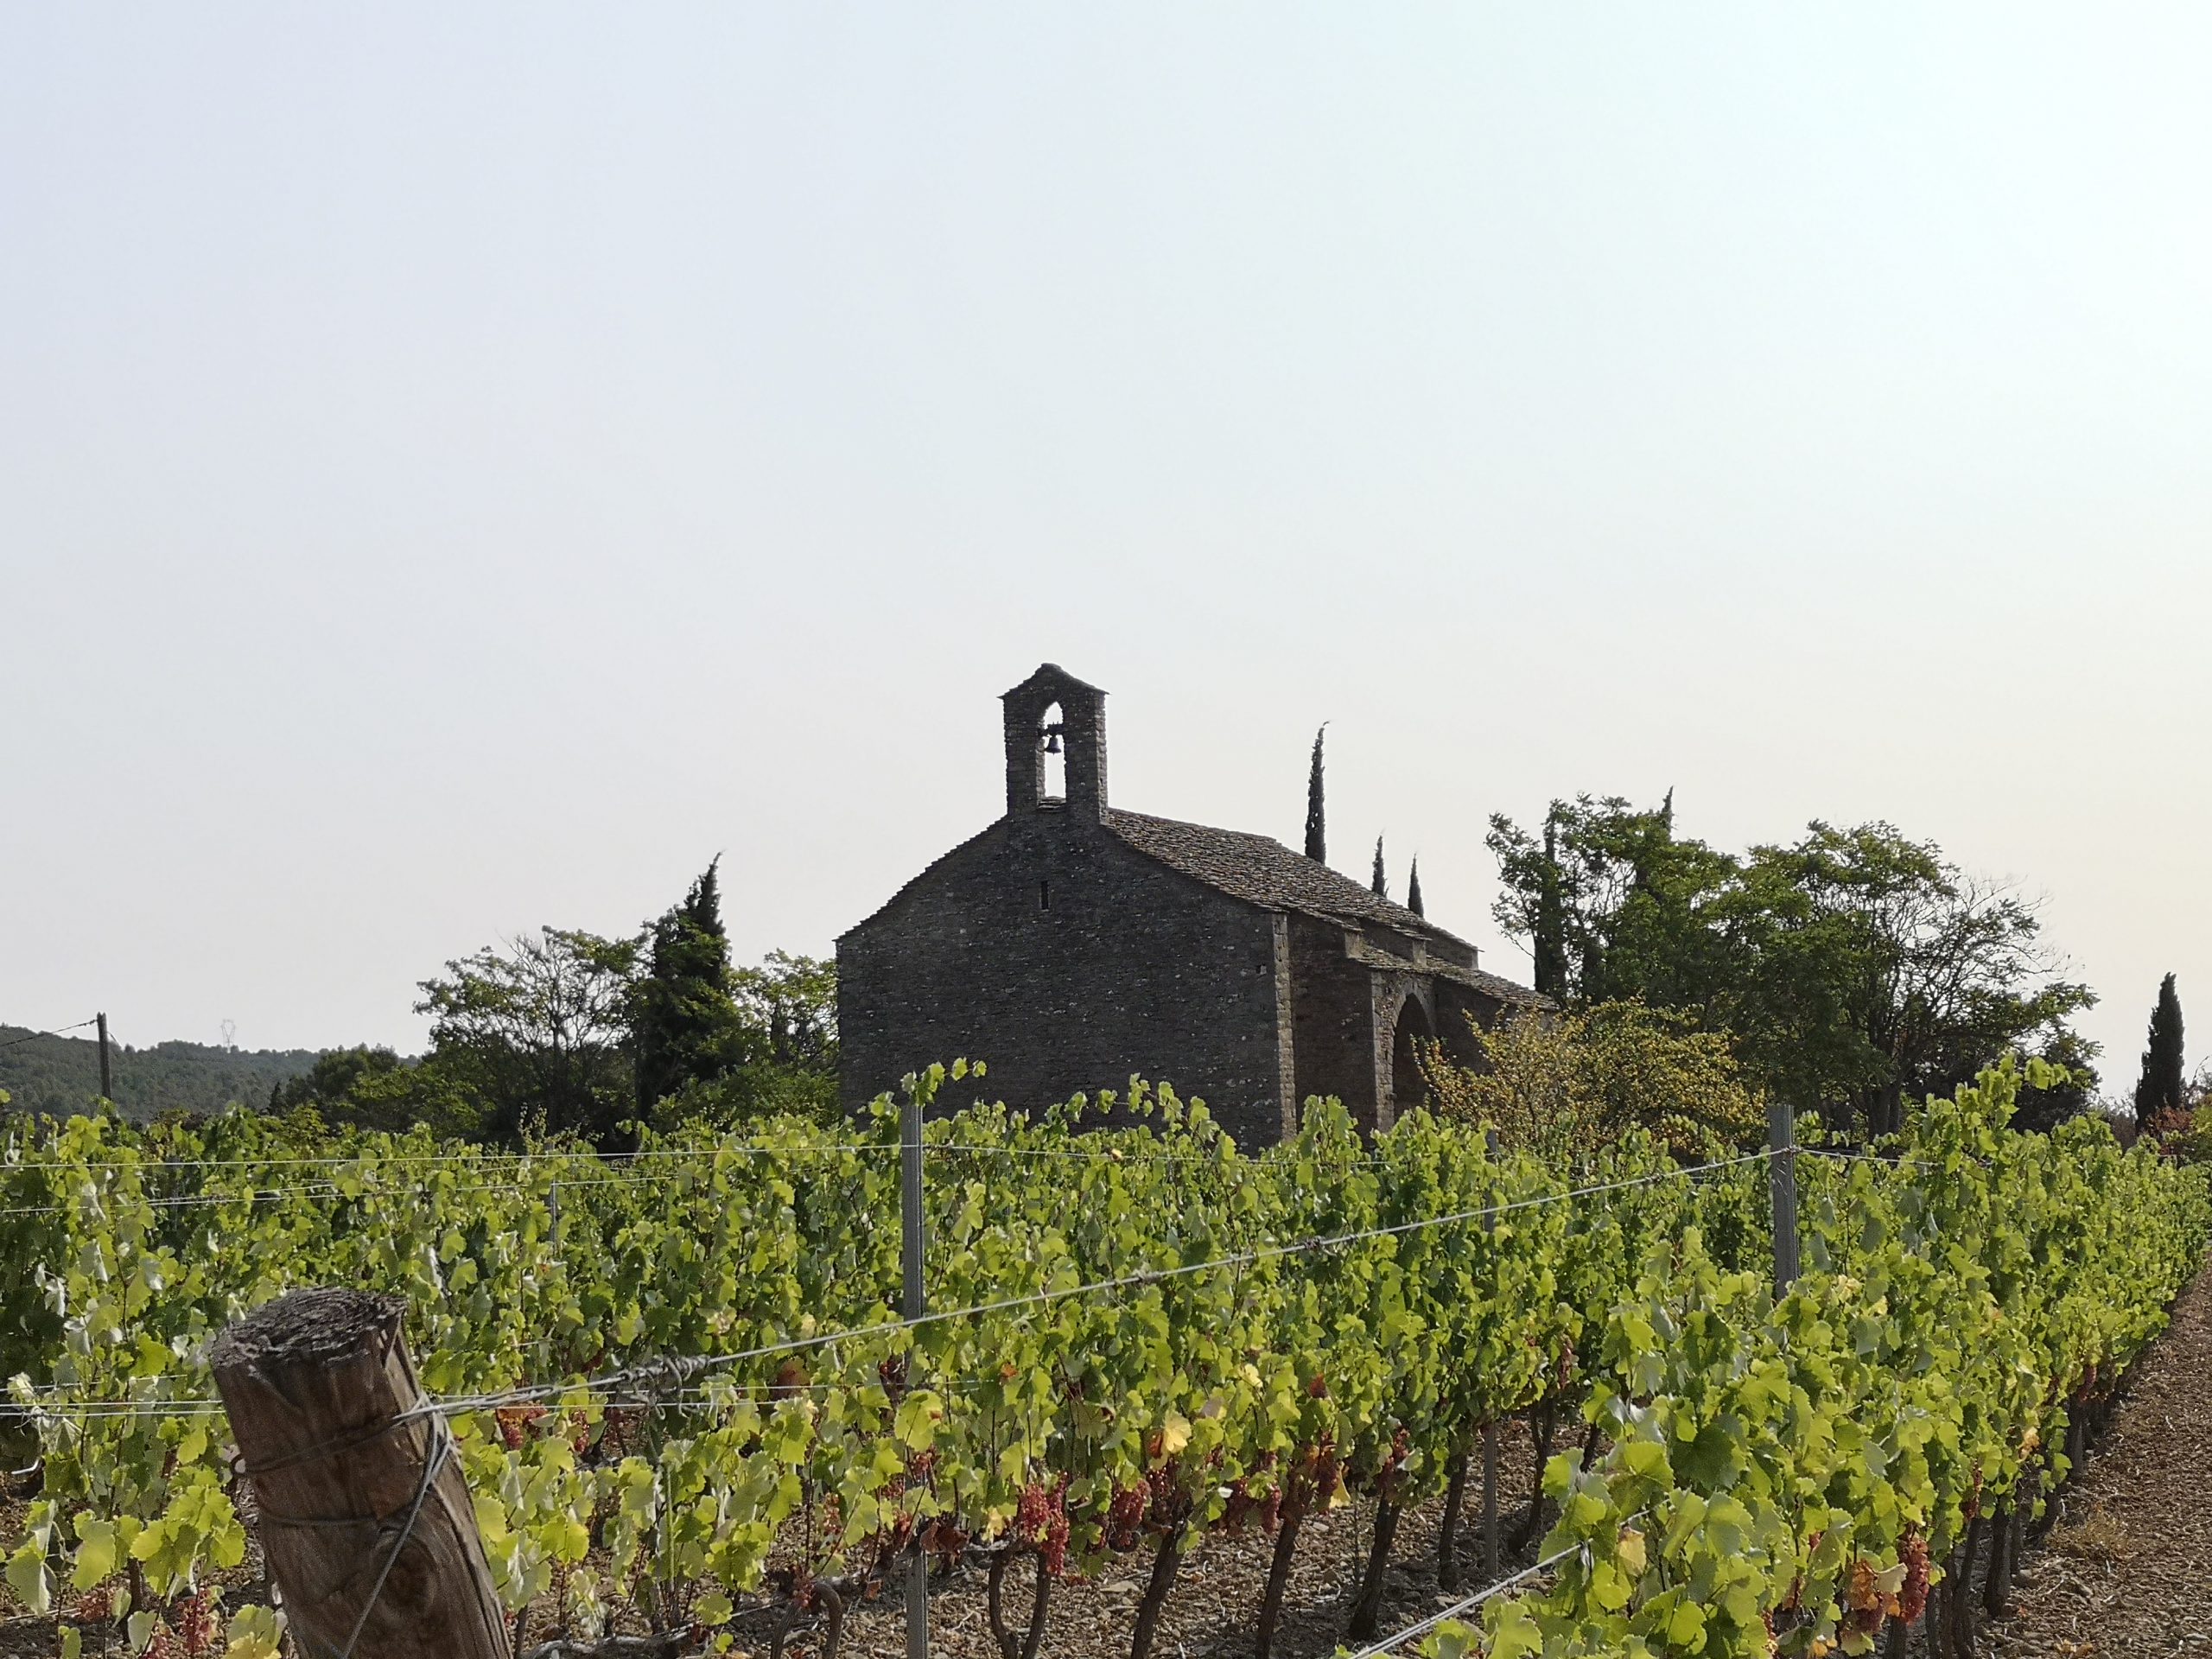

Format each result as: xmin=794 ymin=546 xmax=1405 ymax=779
xmin=96 ymin=1012 xmax=112 ymax=1103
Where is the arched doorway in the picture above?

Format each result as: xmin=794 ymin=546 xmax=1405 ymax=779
xmin=1390 ymin=993 xmax=1435 ymax=1119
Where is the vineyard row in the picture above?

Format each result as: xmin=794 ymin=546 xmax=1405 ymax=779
xmin=0 ymin=1058 xmax=2204 ymax=1659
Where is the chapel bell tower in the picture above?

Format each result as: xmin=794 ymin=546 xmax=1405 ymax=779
xmin=1001 ymin=664 xmax=1109 ymax=823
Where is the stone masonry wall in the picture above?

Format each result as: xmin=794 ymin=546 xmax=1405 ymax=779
xmin=837 ymin=810 xmax=1288 ymax=1150
xmin=1284 ymin=912 xmax=1382 ymax=1131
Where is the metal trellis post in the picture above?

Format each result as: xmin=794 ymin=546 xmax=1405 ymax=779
xmin=1768 ymin=1098 xmax=1800 ymax=1296
xmin=903 ymin=1084 xmax=929 ymax=1659
xmin=1481 ymin=1126 xmax=1500 ymax=1578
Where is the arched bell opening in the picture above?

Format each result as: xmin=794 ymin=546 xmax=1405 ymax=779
xmin=1039 ymin=702 xmax=1065 ymax=802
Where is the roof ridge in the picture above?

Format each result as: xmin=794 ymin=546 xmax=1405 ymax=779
xmin=1102 ymin=806 xmax=1478 ymax=952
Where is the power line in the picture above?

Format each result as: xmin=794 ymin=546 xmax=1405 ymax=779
xmin=0 ymin=1020 xmax=99 ymax=1053
xmin=1802 ymin=1147 xmax=1942 ymax=1173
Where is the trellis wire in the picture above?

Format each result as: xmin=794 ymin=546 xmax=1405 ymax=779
xmin=410 ymin=1151 xmax=1774 ymax=1419
xmin=1342 ymin=1504 xmax=1656 ymax=1659
xmin=15 ymin=1149 xmax=1770 ymax=1427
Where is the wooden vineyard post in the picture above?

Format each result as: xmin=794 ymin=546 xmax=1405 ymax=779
xmin=211 ymin=1287 xmax=507 ymax=1659
xmin=902 ymin=1083 xmax=931 ymax=1659
xmin=1767 ymin=1099 xmax=1799 ymax=1296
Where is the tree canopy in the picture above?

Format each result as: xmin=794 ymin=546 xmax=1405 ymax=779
xmin=275 ymin=861 xmax=842 ymax=1146
xmin=1421 ymin=999 xmax=1764 ymax=1162
xmin=0 ymin=1027 xmax=318 ymax=1122
xmin=1486 ymin=795 xmax=2095 ymax=1135
xmin=416 ymin=926 xmax=641 ymax=1145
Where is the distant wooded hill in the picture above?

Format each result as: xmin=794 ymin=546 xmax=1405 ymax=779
xmin=0 ymin=1026 xmax=320 ymax=1121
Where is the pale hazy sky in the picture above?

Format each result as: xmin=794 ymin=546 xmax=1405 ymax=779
xmin=4 ymin=7 xmax=2209 ymax=1090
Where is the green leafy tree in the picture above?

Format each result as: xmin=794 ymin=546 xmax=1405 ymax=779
xmin=632 ymin=858 xmax=747 ymax=1114
xmin=666 ymin=951 xmax=841 ymax=1125
xmin=1370 ymin=836 xmax=1387 ymax=899
xmin=734 ymin=950 xmax=837 ymax=1077
xmin=1487 ymin=799 xmax=2095 ymax=1137
xmin=1486 ymin=796 xmax=1741 ymax=1011
xmin=1421 ymin=1000 xmax=1764 ymax=1161
xmin=267 ymin=1045 xmax=404 ymax=1113
xmin=2133 ymin=972 xmax=2185 ymax=1128
xmin=416 ymin=927 xmax=639 ymax=1146
xmin=1407 ymin=857 xmax=1424 ymax=918
xmin=265 ymin=1046 xmax=480 ymax=1136
xmin=397 ymin=863 xmax=836 ymax=1141
xmin=1727 ymin=823 xmax=2094 ymax=1135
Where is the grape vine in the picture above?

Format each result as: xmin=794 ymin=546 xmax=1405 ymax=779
xmin=0 ymin=1057 xmax=2201 ymax=1659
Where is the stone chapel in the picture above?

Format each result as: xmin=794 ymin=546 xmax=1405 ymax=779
xmin=836 ymin=664 xmax=1546 ymax=1145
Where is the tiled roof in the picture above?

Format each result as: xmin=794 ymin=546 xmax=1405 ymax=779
xmin=841 ymin=802 xmax=1548 ymax=1009
xmin=1395 ymin=950 xmax=1553 ymax=1011
xmin=1103 ymin=810 xmax=1466 ymax=947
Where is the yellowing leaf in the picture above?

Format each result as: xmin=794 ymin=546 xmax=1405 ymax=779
xmin=223 ymin=1605 xmax=286 ymax=1659
xmin=5 ymin=1541 xmax=50 ymax=1617
xmin=70 ymin=1516 xmax=119 ymax=1591
xmin=1666 ymin=1599 xmax=1707 ymax=1648
xmin=893 ymin=1391 xmax=944 ymax=1451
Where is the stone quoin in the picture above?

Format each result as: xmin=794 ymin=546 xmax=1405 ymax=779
xmin=836 ymin=664 xmax=1546 ymax=1145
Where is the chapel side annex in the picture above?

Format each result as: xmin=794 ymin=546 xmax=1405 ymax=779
xmin=835 ymin=664 xmax=1546 ymax=1147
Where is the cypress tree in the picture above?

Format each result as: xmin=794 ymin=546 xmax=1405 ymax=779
xmin=1407 ymin=857 xmax=1425 ymax=918
xmin=1533 ymin=817 xmax=1569 ymax=1001
xmin=633 ymin=857 xmax=744 ymax=1114
xmin=1371 ymin=836 xmax=1388 ymax=899
xmin=2133 ymin=973 xmax=2185 ymax=1128
xmin=1304 ymin=725 xmax=1328 ymax=862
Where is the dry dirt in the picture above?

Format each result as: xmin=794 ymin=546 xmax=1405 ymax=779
xmin=0 ymin=1423 xmax=1566 ymax=1659
xmin=1975 ymin=1266 xmax=2212 ymax=1659
xmin=810 ymin=1424 xmax=1566 ymax=1659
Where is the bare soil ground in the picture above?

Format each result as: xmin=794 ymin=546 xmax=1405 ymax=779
xmin=0 ymin=1422 xmax=1566 ymax=1659
xmin=1978 ymin=1266 xmax=2212 ymax=1659
xmin=820 ymin=1423 xmax=1564 ymax=1659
